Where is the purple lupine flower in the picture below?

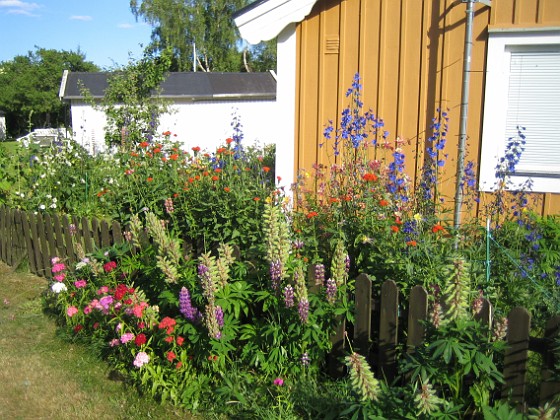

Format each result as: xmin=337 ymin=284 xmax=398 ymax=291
xmin=283 ymin=285 xmax=295 ymax=308
xmin=215 ymin=306 xmax=224 ymax=329
xmin=344 ymin=254 xmax=351 ymax=272
xmin=298 ymin=299 xmax=309 ymax=323
xmin=198 ymin=264 xmax=214 ymax=299
xmin=179 ymin=287 xmax=200 ymax=322
xmin=325 ymin=278 xmax=337 ymax=305
xmin=270 ymin=259 xmax=282 ymax=290
xmin=314 ymin=264 xmax=325 ymax=286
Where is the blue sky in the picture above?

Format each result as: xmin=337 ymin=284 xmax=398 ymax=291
xmin=0 ymin=0 xmax=153 ymax=69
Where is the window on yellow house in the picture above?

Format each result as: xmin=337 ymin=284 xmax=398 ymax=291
xmin=479 ymin=29 xmax=560 ymax=193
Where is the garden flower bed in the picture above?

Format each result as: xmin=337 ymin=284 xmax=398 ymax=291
xmin=0 ymin=75 xmax=559 ymax=418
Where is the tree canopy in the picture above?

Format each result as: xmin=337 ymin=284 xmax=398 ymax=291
xmin=130 ymin=0 xmax=276 ymax=72
xmin=0 ymin=47 xmax=99 ymax=138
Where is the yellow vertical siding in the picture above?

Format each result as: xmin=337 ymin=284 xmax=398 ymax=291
xmin=294 ymin=0 xmax=560 ymax=217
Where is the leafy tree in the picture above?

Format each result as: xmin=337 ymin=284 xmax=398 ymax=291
xmin=0 ymin=47 xmax=99 ymax=138
xmin=95 ymin=50 xmax=173 ymax=148
xmin=130 ymin=0 xmax=276 ymax=72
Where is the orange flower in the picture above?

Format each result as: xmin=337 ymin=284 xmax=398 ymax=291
xmin=192 ymin=146 xmax=201 ymax=153
xmin=226 ymin=137 xmax=234 ymax=144
xmin=253 ymin=197 xmax=261 ymax=201
xmin=147 ymin=177 xmax=153 ymax=182
xmin=170 ymin=154 xmax=179 ymax=161
xmin=263 ymin=166 xmax=271 ymax=173
xmin=216 ymin=147 xmax=226 ymax=154
xmin=224 ymin=187 xmax=231 ymax=193
xmin=395 ymin=216 xmax=403 ymax=225
xmin=214 ymin=168 xmax=222 ymax=173
xmin=362 ymin=173 xmax=378 ymax=182
xmin=188 ymin=177 xmax=195 ymax=183
xmin=390 ymin=225 xmax=399 ymax=233
xmin=176 ymin=361 xmax=183 ymax=369
xmin=211 ymin=175 xmax=219 ymax=181
xmin=173 ymin=193 xmax=179 ymax=198
xmin=153 ymin=148 xmax=161 ymax=154
xmin=139 ymin=141 xmax=149 ymax=148
xmin=306 ymin=211 xmax=319 ymax=219
xmin=380 ymin=199 xmax=389 ymax=207
xmin=343 ymin=194 xmax=352 ymax=202
xmin=161 ymin=157 xmax=168 ymax=162
xmin=203 ymin=171 xmax=209 ymax=177
xmin=406 ymin=240 xmax=417 ymax=247
xmin=432 ymin=224 xmax=444 ymax=233
xmin=329 ymin=197 xmax=340 ymax=203
xmin=162 ymin=131 xmax=171 ymax=136
xmin=130 ymin=152 xmax=138 ymax=157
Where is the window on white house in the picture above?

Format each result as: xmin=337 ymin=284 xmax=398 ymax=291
xmin=479 ymin=29 xmax=560 ymax=193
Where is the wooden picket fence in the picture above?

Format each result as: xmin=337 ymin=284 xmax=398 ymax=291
xmin=0 ymin=205 xmax=124 ymax=279
xmin=327 ymin=274 xmax=560 ymax=409
xmin=1 ymin=205 xmax=559 ymax=409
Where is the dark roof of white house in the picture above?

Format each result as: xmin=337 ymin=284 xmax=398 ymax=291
xmin=59 ymin=71 xmax=277 ymax=101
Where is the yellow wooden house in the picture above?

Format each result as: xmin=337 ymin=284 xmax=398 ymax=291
xmin=235 ymin=0 xmax=560 ymax=223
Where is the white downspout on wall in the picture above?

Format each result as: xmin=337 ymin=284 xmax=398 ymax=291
xmin=275 ymin=23 xmax=297 ymax=191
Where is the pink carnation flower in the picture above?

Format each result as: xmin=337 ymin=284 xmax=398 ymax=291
xmin=52 ymin=263 xmax=66 ymax=273
xmin=133 ymin=351 xmax=150 ymax=368
xmin=120 ymin=332 xmax=135 ymax=344
xmin=54 ymin=274 xmax=66 ymax=282
xmin=74 ymin=279 xmax=87 ymax=288
xmin=66 ymin=306 xmax=78 ymax=317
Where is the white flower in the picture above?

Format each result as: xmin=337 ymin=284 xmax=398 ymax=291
xmin=52 ymin=197 xmax=57 ymax=203
xmin=51 ymin=282 xmax=67 ymax=293
xmin=39 ymin=204 xmax=46 ymax=210
xmin=75 ymin=262 xmax=86 ymax=270
xmin=50 ymin=203 xmax=57 ymax=209
xmin=46 ymin=194 xmax=52 ymax=199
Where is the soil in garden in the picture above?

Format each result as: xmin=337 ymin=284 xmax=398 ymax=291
xmin=0 ymin=262 xmax=195 ymax=420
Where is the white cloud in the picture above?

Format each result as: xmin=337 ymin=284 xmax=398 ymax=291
xmin=118 ymin=23 xmax=133 ymax=29
xmin=0 ymin=0 xmax=40 ymax=16
xmin=70 ymin=15 xmax=92 ymax=21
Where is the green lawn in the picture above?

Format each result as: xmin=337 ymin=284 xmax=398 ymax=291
xmin=0 ymin=262 xmax=196 ymax=420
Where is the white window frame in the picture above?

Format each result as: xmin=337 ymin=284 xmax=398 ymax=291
xmin=479 ymin=28 xmax=560 ymax=193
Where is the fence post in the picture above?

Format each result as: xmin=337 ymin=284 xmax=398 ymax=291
xmin=502 ymin=306 xmax=531 ymax=411
xmin=379 ymin=280 xmax=399 ymax=382
xmin=354 ymin=273 xmax=373 ymax=357
xmin=407 ymin=285 xmax=428 ymax=351
xmin=540 ymin=315 xmax=560 ymax=405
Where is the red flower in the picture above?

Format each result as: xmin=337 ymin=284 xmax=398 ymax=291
xmin=214 ymin=168 xmax=222 ymax=173
xmin=379 ymin=199 xmax=389 ymax=207
xmin=164 ymin=335 xmax=174 ymax=343
xmin=192 ymin=146 xmax=201 ymax=153
xmin=391 ymin=225 xmax=399 ymax=233
xmin=73 ymin=324 xmax=83 ymax=333
xmin=161 ymin=157 xmax=168 ymax=162
xmin=162 ymin=131 xmax=171 ymax=136
xmin=135 ymin=333 xmax=147 ymax=346
xmin=263 ymin=166 xmax=271 ymax=173
xmin=147 ymin=177 xmax=153 ymax=182
xmin=224 ymin=187 xmax=231 ymax=193
xmin=253 ymin=197 xmax=260 ymax=201
xmin=226 ymin=137 xmax=234 ymax=144
xmin=432 ymin=224 xmax=444 ymax=233
xmin=139 ymin=141 xmax=149 ymax=148
xmin=211 ymin=175 xmax=219 ymax=181
xmin=114 ymin=284 xmax=129 ymax=300
xmin=176 ymin=336 xmax=184 ymax=346
xmin=306 ymin=211 xmax=318 ymax=219
xmin=166 ymin=351 xmax=176 ymax=362
xmin=406 ymin=240 xmax=417 ymax=247
xmin=216 ymin=147 xmax=226 ymax=154
xmin=103 ymin=261 xmax=117 ymax=273
xmin=159 ymin=317 xmax=176 ymax=335
xmin=176 ymin=361 xmax=183 ymax=369
xmin=153 ymin=148 xmax=161 ymax=154
xmin=362 ymin=173 xmax=378 ymax=182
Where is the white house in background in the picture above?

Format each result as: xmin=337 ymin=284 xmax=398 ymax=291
xmin=58 ymin=70 xmax=277 ymax=154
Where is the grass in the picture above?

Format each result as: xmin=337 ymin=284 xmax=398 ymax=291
xmin=0 ymin=261 xmax=196 ymax=420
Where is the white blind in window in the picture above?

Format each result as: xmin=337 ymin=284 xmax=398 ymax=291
xmin=505 ymin=47 xmax=560 ymax=175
